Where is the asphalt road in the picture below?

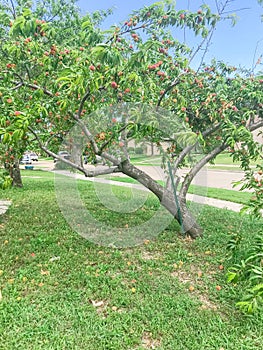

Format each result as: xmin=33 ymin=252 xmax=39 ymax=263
xmin=31 ymin=159 xmax=245 ymax=191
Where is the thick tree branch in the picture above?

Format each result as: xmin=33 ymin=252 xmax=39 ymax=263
xmin=25 ymin=82 xmax=53 ymax=96
xmin=85 ymin=166 xmax=120 ymax=177
xmin=174 ymin=123 xmax=221 ymax=171
xmin=165 ymin=122 xmax=222 ymax=190
xmin=100 ymin=151 xmax=121 ymax=165
xmin=28 ymin=126 xmax=88 ymax=173
xmin=71 ymin=114 xmax=121 ymax=166
xmin=179 ymin=143 xmax=228 ymax=198
xmin=72 ymin=113 xmax=99 ymax=155
xmin=11 ymin=82 xmax=23 ymax=90
xmin=178 ymin=119 xmax=263 ymax=198
xmin=0 ymin=72 xmax=54 ymax=96
xmin=248 ymin=119 xmax=263 ymax=132
xmin=120 ymin=160 xmax=202 ymax=237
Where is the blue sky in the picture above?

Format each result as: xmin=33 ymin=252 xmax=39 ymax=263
xmin=77 ymin=0 xmax=263 ymax=71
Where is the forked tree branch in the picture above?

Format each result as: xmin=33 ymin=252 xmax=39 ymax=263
xmin=179 ymin=118 xmax=263 ymax=198
xmin=173 ymin=122 xmax=222 ymax=172
xmin=71 ymin=114 xmax=121 ymax=166
xmin=179 ymin=142 xmax=228 ymax=198
xmin=165 ymin=122 xmax=222 ymax=190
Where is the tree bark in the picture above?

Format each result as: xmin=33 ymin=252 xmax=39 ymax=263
xmin=120 ymin=160 xmax=203 ymax=238
xmin=12 ymin=159 xmax=23 ymax=187
xmin=151 ymin=142 xmax=154 ymax=156
xmin=71 ymin=142 xmax=83 ymax=167
xmin=5 ymin=159 xmax=23 ymax=187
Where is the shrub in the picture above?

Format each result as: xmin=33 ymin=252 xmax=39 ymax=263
xmin=127 ymin=147 xmax=135 ymax=153
xmin=227 ymin=233 xmax=263 ymax=314
xmin=0 ymin=170 xmax=12 ymax=189
xmin=135 ymin=147 xmax=144 ymax=154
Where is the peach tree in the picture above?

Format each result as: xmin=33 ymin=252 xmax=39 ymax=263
xmin=0 ymin=0 xmax=262 ymax=238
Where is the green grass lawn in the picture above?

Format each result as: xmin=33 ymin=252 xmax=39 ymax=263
xmin=129 ymin=153 xmax=257 ymax=169
xmin=213 ymin=153 xmax=257 ymax=166
xmin=0 ymin=170 xmax=262 ymax=349
xmin=130 ymin=154 xmax=162 ymax=166
xmin=190 ymin=184 xmax=252 ymax=204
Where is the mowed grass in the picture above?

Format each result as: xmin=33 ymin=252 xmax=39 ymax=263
xmin=213 ymin=153 xmax=258 ymax=166
xmin=0 ymin=170 xmax=262 ymax=349
xmin=129 ymin=153 xmax=258 ymax=168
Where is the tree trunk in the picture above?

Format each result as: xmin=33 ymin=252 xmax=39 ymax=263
xmin=12 ymin=159 xmax=23 ymax=187
xmin=5 ymin=159 xmax=23 ymax=188
xmin=162 ymin=194 xmax=203 ymax=238
xmin=151 ymin=142 xmax=154 ymax=156
xmin=120 ymin=160 xmax=203 ymax=238
xmin=71 ymin=142 xmax=83 ymax=167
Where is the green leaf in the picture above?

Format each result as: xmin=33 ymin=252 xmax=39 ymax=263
xmin=12 ymin=129 xmax=22 ymax=142
xmin=82 ymin=20 xmax=92 ymax=30
xmin=22 ymin=8 xmax=32 ymax=17
xmin=226 ymin=271 xmax=238 ymax=283
xmin=2 ymin=133 xmax=11 ymax=144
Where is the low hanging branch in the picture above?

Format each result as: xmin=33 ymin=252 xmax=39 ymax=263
xmin=28 ymin=126 xmax=120 ymax=177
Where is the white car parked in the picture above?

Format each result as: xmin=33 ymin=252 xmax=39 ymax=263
xmin=29 ymin=152 xmax=38 ymax=161
xmin=20 ymin=154 xmax=32 ymax=164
